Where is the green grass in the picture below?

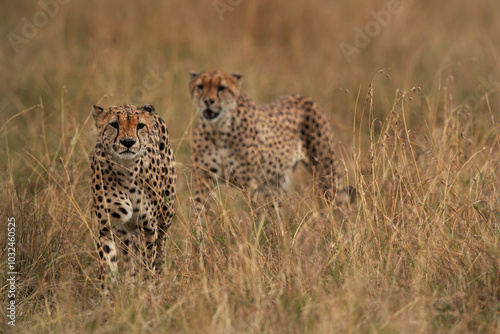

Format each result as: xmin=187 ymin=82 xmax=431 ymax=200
xmin=1 ymin=0 xmax=500 ymax=332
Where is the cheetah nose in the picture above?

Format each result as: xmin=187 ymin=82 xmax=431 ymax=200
xmin=121 ymin=138 xmax=136 ymax=148
xmin=204 ymin=98 xmax=215 ymax=106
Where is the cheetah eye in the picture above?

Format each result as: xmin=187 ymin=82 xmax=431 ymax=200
xmin=197 ymin=84 xmax=203 ymax=91
xmin=110 ymin=122 xmax=119 ymax=129
xmin=137 ymin=123 xmax=146 ymax=130
xmin=218 ymin=85 xmax=226 ymax=92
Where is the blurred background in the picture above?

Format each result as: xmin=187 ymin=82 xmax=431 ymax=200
xmin=2 ymin=0 xmax=499 ymax=192
xmin=1 ymin=0 xmax=498 ymax=148
xmin=1 ymin=0 xmax=499 ymax=206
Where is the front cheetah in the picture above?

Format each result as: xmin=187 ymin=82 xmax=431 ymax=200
xmin=189 ymin=70 xmax=352 ymax=215
xmin=91 ymin=104 xmax=176 ymax=289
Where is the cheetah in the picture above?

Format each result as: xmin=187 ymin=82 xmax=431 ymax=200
xmin=91 ymin=104 xmax=176 ymax=289
xmin=189 ymin=70 xmax=353 ymax=216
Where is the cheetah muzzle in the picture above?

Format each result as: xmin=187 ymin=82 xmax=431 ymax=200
xmin=202 ymin=108 xmax=220 ymax=120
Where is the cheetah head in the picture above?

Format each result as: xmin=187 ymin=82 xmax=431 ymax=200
xmin=92 ymin=104 xmax=156 ymax=162
xmin=189 ymin=71 xmax=243 ymax=122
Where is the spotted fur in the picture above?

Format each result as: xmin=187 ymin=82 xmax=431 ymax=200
xmin=91 ymin=104 xmax=176 ymax=289
xmin=189 ymin=71 xmax=353 ymax=216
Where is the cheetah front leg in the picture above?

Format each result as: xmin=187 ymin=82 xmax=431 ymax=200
xmin=191 ymin=135 xmax=221 ymax=220
xmin=156 ymin=201 xmax=174 ymax=270
xmin=98 ymin=223 xmax=139 ymax=293
xmin=192 ymin=163 xmax=228 ymax=230
xmin=138 ymin=214 xmax=158 ymax=273
xmin=192 ymin=171 xmax=212 ymax=218
xmin=97 ymin=221 xmax=119 ymax=294
xmin=192 ymin=173 xmax=211 ymax=248
xmin=114 ymin=227 xmax=138 ymax=282
xmin=190 ymin=170 xmax=216 ymax=268
xmin=251 ymin=176 xmax=285 ymax=236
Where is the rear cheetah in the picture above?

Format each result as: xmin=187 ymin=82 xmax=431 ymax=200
xmin=189 ymin=71 xmax=353 ymax=216
xmin=91 ymin=104 xmax=176 ymax=289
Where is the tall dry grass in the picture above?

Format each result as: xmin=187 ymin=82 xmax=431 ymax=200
xmin=1 ymin=0 xmax=499 ymax=332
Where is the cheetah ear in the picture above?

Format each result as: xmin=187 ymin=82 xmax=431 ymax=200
xmin=92 ymin=104 xmax=104 ymax=120
xmin=189 ymin=72 xmax=201 ymax=96
xmin=231 ymin=73 xmax=243 ymax=80
xmin=141 ymin=104 xmax=156 ymax=114
xmin=231 ymin=73 xmax=243 ymax=90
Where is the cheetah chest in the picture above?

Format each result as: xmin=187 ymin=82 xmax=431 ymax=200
xmin=106 ymin=171 xmax=156 ymax=234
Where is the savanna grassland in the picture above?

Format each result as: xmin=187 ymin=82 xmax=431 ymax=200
xmin=1 ymin=0 xmax=500 ymax=332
